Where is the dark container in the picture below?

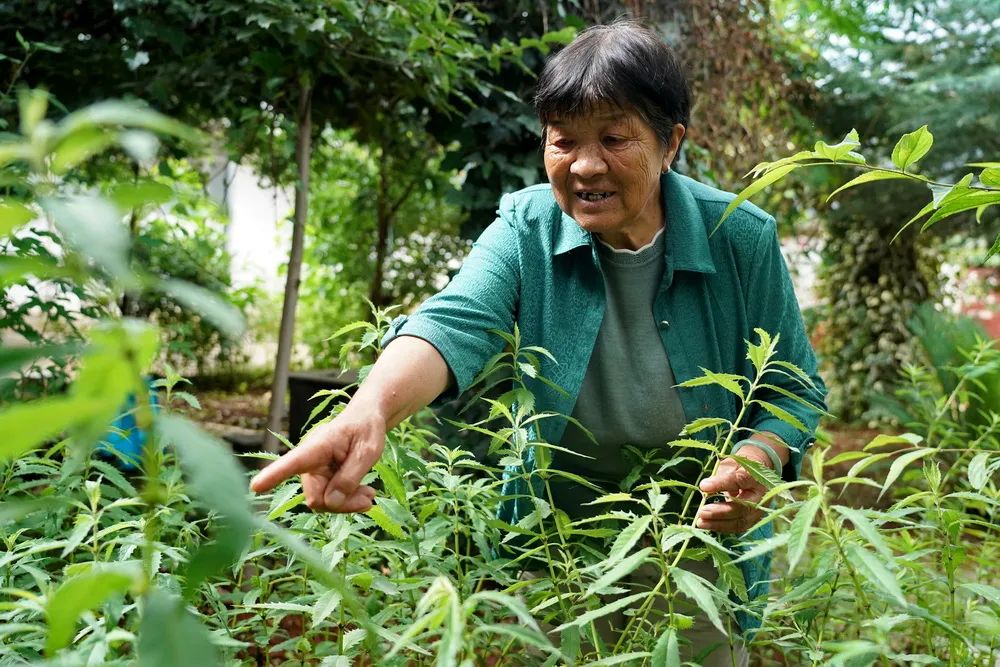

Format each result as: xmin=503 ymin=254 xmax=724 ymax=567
xmin=287 ymin=369 xmax=358 ymax=443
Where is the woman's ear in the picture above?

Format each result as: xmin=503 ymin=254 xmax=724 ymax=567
xmin=662 ymin=124 xmax=686 ymax=172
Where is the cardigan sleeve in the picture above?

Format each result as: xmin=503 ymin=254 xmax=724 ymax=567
xmin=380 ymin=208 xmax=521 ymax=402
xmin=744 ymin=218 xmax=828 ymax=482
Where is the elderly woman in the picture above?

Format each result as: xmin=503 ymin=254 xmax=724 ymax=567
xmin=252 ymin=21 xmax=826 ymax=665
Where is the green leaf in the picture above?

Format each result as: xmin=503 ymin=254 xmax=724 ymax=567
xmin=731 ymin=532 xmax=789 ymax=564
xmin=367 ymin=504 xmax=405 ymax=539
xmin=41 ymin=195 xmax=133 ymax=284
xmin=586 ymin=547 xmax=652 ymax=596
xmin=891 ymin=126 xmax=933 ymax=171
xmin=844 ymin=543 xmax=906 ymax=607
xmin=311 ymin=589 xmax=342 ymax=628
xmin=967 ymin=452 xmax=992 ymax=492
xmin=472 ymin=623 xmax=557 ymax=656
xmin=961 ymin=583 xmax=1000 ymax=608
xmin=979 ymin=167 xmax=1000 ymax=187
xmin=729 ymin=454 xmax=781 ymax=490
xmin=787 ymin=494 xmax=821 ymax=573
xmin=0 ymin=497 xmax=67 ymax=523
xmin=813 ymin=129 xmax=862 ymax=162
xmin=71 ymin=321 xmax=158 ymax=442
xmin=714 ymin=164 xmax=799 ymax=233
xmin=19 ymin=88 xmax=48 ymax=136
xmin=374 ymin=460 xmax=409 ymax=511
xmin=651 ymin=626 xmax=680 ymax=667
xmin=880 ymin=449 xmax=935 ymax=499
xmin=671 ymin=568 xmax=725 ymax=633
xmin=46 ymin=565 xmax=140 ymax=655
xmin=680 ymin=418 xmax=728 ymax=435
xmin=827 ymin=170 xmax=911 ymax=201
xmin=57 ymin=100 xmax=199 ymax=144
xmin=156 ymin=415 xmax=253 ymax=592
xmin=832 ymin=506 xmax=893 ymax=559
xmin=753 ymin=400 xmax=808 ymax=432
xmin=328 ymin=320 xmax=371 ymax=340
xmin=678 ymin=369 xmax=745 ymax=400
xmin=109 ymin=180 xmax=173 ymax=209
xmin=608 ymin=515 xmax=652 ymax=562
xmin=863 ymin=433 xmax=923 ymax=452
xmin=50 ymin=126 xmax=114 ymax=173
xmin=552 ymin=592 xmax=647 ymax=632
xmin=157 ymin=415 xmax=252 ymax=526
xmin=0 ymin=395 xmax=108 ymax=462
xmin=587 ymin=653 xmax=652 ymax=666
xmin=158 ymin=279 xmax=246 ymax=339
xmin=138 ymin=589 xmax=220 ymax=666
xmin=0 ymin=199 xmax=34 ymax=237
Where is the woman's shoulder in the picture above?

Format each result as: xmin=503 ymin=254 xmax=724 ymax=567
xmin=673 ymin=173 xmax=777 ymax=257
xmin=497 ymin=183 xmax=561 ymax=223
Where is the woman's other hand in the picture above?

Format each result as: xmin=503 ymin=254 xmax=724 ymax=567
xmin=695 ymin=445 xmax=775 ymax=534
xmin=249 ymin=408 xmax=385 ymax=512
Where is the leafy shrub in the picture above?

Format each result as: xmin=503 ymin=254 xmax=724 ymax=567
xmin=3 ymin=100 xmax=998 ymax=665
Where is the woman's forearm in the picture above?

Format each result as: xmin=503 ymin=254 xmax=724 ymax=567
xmin=349 ymin=335 xmax=452 ymax=429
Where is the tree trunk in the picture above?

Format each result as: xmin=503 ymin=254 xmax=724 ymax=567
xmin=368 ymin=134 xmax=391 ymax=310
xmin=263 ymin=81 xmax=313 ymax=452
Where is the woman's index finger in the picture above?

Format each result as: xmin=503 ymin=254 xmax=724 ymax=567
xmin=249 ymin=442 xmax=330 ymax=493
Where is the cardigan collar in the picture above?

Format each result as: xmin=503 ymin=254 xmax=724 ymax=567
xmin=552 ymin=171 xmax=717 ymax=277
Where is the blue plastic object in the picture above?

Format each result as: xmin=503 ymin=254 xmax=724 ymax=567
xmin=97 ymin=383 xmax=160 ymax=470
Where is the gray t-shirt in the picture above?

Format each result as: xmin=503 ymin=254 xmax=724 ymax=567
xmin=551 ymin=227 xmax=690 ymax=517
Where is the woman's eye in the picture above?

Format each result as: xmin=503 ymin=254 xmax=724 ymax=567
xmin=552 ymin=139 xmax=574 ymax=150
xmin=602 ymin=135 xmax=624 ymax=147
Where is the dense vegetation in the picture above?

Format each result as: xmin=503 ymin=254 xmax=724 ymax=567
xmin=1 ymin=1 xmax=998 ymax=665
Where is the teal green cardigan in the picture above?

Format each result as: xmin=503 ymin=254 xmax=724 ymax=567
xmin=383 ymin=170 xmax=828 ymax=634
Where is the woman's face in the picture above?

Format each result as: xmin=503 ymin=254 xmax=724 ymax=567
xmin=543 ymin=105 xmax=684 ymax=249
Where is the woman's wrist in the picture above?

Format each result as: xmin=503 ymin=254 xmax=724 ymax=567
xmin=731 ymin=435 xmax=787 ymax=472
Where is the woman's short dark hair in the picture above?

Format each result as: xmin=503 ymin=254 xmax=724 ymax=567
xmin=534 ymin=20 xmax=691 ymax=148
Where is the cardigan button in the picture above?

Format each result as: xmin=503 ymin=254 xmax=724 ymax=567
xmin=659 ymin=320 xmax=670 ymax=328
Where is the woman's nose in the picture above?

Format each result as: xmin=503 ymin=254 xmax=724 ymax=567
xmin=570 ymin=144 xmax=608 ymax=178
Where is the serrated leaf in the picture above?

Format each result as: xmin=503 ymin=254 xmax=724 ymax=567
xmin=891 ymin=126 xmax=933 ymax=170
xmin=651 ymin=626 xmax=680 ymax=666
xmin=552 ymin=592 xmax=647 ymax=632
xmin=374 ymin=460 xmax=409 ymax=511
xmin=608 ymin=515 xmax=652 ymax=562
xmin=671 ymin=568 xmax=725 ymax=633
xmin=832 ymin=506 xmax=892 ymax=559
xmin=367 ymin=505 xmax=405 ymax=539
xmin=753 ymin=400 xmax=807 ymax=432
xmin=680 ymin=418 xmax=728 ymax=435
xmin=311 ymin=589 xmax=342 ymax=628
xmin=586 ymin=547 xmax=652 ymax=596
xmin=844 ymin=543 xmax=906 ymax=607
xmin=787 ymin=494 xmax=821 ymax=573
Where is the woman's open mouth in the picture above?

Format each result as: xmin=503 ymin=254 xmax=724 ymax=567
xmin=576 ymin=191 xmax=615 ymax=202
